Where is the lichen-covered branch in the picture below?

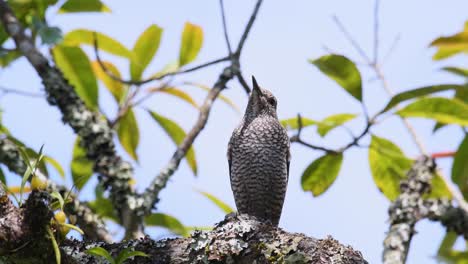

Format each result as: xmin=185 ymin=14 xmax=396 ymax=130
xmin=0 ymin=137 xmax=112 ymax=242
xmin=425 ymin=199 xmax=468 ymax=239
xmin=140 ymin=0 xmax=263 ymax=214
xmin=1 ymin=213 xmax=367 ymax=264
xmin=382 ymin=157 xmax=435 ymax=264
xmin=0 ymin=0 xmax=140 ymax=237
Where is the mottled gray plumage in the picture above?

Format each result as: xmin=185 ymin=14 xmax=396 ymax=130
xmin=228 ymin=76 xmax=290 ymax=226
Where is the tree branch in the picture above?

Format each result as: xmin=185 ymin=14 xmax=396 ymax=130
xmin=0 ymin=1 xmax=140 ymax=238
xmin=0 ymin=137 xmax=112 ymax=242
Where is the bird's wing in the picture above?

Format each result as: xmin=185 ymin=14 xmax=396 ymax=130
xmin=227 ymin=135 xmax=233 ymax=182
xmin=286 ymin=147 xmax=290 ymax=182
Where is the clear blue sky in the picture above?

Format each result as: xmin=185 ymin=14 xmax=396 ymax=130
xmin=1 ymin=0 xmax=468 ymax=262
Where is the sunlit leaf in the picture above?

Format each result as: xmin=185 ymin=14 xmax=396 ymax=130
xmin=452 ymin=135 xmax=468 ymax=197
xmin=433 ymin=88 xmax=468 ymax=132
xmin=369 ymin=135 xmax=412 ymax=200
xmin=148 ymin=111 xmax=197 ymax=175
xmin=116 ymin=109 xmax=139 ymax=161
xmin=187 ymin=82 xmax=240 ymax=113
xmin=63 ymin=29 xmax=131 ymax=58
xmin=317 ymin=113 xmax=357 ymax=137
xmin=397 ymin=97 xmax=468 ymax=126
xmin=130 ymin=24 xmax=163 ymax=81
xmin=91 ymin=61 xmax=125 ymax=103
xmin=61 ymin=223 xmax=84 ymax=235
xmin=381 ymin=85 xmax=466 ymax=113
xmin=71 ymin=138 xmax=93 ymax=190
xmin=44 ymin=156 xmax=65 ymax=179
xmin=59 ymin=0 xmax=111 ymax=13
xmin=86 ymin=247 xmax=115 ymax=264
xmin=88 ymin=193 xmax=118 ymax=222
xmin=301 ymin=153 xmax=343 ymax=197
xmin=145 ymin=213 xmax=188 ymax=237
xmin=442 ymin=67 xmax=468 ymax=78
xmin=147 ymin=87 xmax=198 ymax=108
xmin=309 ymin=54 xmax=362 ymax=101
xmin=425 ymin=173 xmax=453 ymax=199
xmin=196 ymin=190 xmax=233 ymax=214
xmin=0 ymin=51 xmax=21 ymax=68
xmin=0 ymin=167 xmax=5 ymax=184
xmin=430 ymin=22 xmax=468 ymax=60
xmin=280 ymin=117 xmax=317 ymax=130
xmin=52 ymin=45 xmax=99 ymax=110
xmin=115 ymin=248 xmax=148 ymax=264
xmin=179 ymin=22 xmax=203 ymax=66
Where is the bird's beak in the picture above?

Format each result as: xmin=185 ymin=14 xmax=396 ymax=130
xmin=251 ymin=76 xmax=263 ymax=98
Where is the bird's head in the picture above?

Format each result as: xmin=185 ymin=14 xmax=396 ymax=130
xmin=244 ymin=76 xmax=278 ymax=120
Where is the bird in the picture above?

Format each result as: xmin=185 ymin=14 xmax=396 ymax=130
xmin=227 ymin=76 xmax=290 ymax=226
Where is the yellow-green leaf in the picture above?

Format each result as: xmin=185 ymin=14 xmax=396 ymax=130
xmin=59 ymin=0 xmax=111 ymax=13
xmin=301 ymin=153 xmax=343 ymax=197
xmin=196 ymin=190 xmax=233 ymax=214
xmin=368 ymin=135 xmax=412 ymax=200
xmin=63 ymin=29 xmax=131 ymax=58
xmin=179 ymin=22 xmax=203 ymax=66
xmin=91 ymin=61 xmax=125 ymax=103
xmin=148 ymin=111 xmax=197 ymax=175
xmin=52 ymin=45 xmax=98 ymax=110
xmin=147 ymin=87 xmax=198 ymax=108
xmin=381 ymin=85 xmax=466 ymax=113
xmin=317 ymin=113 xmax=357 ymax=137
xmin=397 ymin=97 xmax=468 ymax=126
xmin=130 ymin=24 xmax=163 ymax=81
xmin=71 ymin=137 xmax=93 ymax=190
xmin=187 ymin=82 xmax=239 ymax=113
xmin=0 ymin=167 xmax=6 ymax=184
xmin=310 ymin=54 xmax=362 ymax=101
xmin=280 ymin=117 xmax=317 ymax=130
xmin=442 ymin=67 xmax=468 ymax=78
xmin=145 ymin=213 xmax=188 ymax=237
xmin=115 ymin=249 xmax=148 ymax=264
xmin=452 ymin=135 xmax=468 ymax=196
xmin=86 ymin=247 xmax=114 ymax=264
xmin=430 ymin=21 xmax=468 ymax=60
xmin=425 ymin=173 xmax=453 ymax=199
xmin=44 ymin=156 xmax=65 ymax=179
xmin=116 ymin=109 xmax=139 ymax=161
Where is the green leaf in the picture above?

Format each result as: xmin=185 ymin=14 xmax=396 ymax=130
xmin=381 ymin=85 xmax=466 ymax=113
xmin=442 ymin=67 xmax=468 ymax=78
xmin=50 ymin=191 xmax=65 ymax=211
xmin=425 ymin=173 xmax=453 ymax=199
xmin=115 ymin=248 xmax=148 ymax=264
xmin=0 ymin=167 xmax=6 ymax=184
xmin=397 ymin=97 xmax=468 ymax=126
xmin=44 ymin=156 xmax=65 ymax=179
xmin=196 ymin=190 xmax=233 ymax=214
xmin=38 ymin=25 xmax=62 ymax=45
xmin=438 ymin=232 xmax=458 ymax=257
xmin=452 ymin=135 xmax=468 ymax=196
xmin=0 ymin=51 xmax=21 ymax=68
xmin=368 ymin=135 xmax=413 ymax=200
xmin=71 ymin=138 xmax=93 ymax=190
xmin=317 ymin=113 xmax=357 ymax=137
xmin=309 ymin=54 xmax=362 ymax=101
xmin=147 ymin=87 xmax=198 ymax=108
xmin=179 ymin=22 xmax=203 ymax=66
xmin=148 ymin=111 xmax=197 ymax=175
xmin=46 ymin=227 xmax=61 ymax=264
xmin=61 ymin=223 xmax=84 ymax=235
xmin=88 ymin=186 xmax=118 ymax=222
xmin=52 ymin=45 xmax=99 ymax=110
xmin=301 ymin=153 xmax=343 ymax=197
xmin=91 ymin=61 xmax=125 ymax=102
xmin=20 ymin=145 xmax=44 ymax=199
xmin=63 ymin=29 xmax=131 ymax=58
xmin=86 ymin=247 xmax=115 ymax=264
xmin=145 ymin=213 xmax=188 ymax=237
xmin=280 ymin=117 xmax=317 ymax=130
xmin=116 ymin=109 xmax=139 ymax=161
xmin=187 ymin=82 xmax=240 ymax=113
xmin=430 ymin=22 xmax=468 ymax=60
xmin=433 ymin=88 xmax=468 ymax=132
xmin=58 ymin=0 xmax=111 ymax=13
xmin=130 ymin=24 xmax=163 ymax=81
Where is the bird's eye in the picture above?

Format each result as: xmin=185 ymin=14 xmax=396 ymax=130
xmin=267 ymin=97 xmax=277 ymax=106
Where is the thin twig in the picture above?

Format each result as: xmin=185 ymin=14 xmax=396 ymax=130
xmin=373 ymin=0 xmax=380 ymax=64
xmin=290 ymin=113 xmax=339 ymax=154
xmin=235 ymin=0 xmax=263 ymax=55
xmin=236 ymin=72 xmax=251 ymax=94
xmin=219 ymin=0 xmax=232 ymax=54
xmin=382 ymin=33 xmax=401 ymax=65
xmin=93 ymin=33 xmax=230 ymax=86
xmin=332 ymin=15 xmax=372 ymax=63
xmin=0 ymin=86 xmax=43 ymax=98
